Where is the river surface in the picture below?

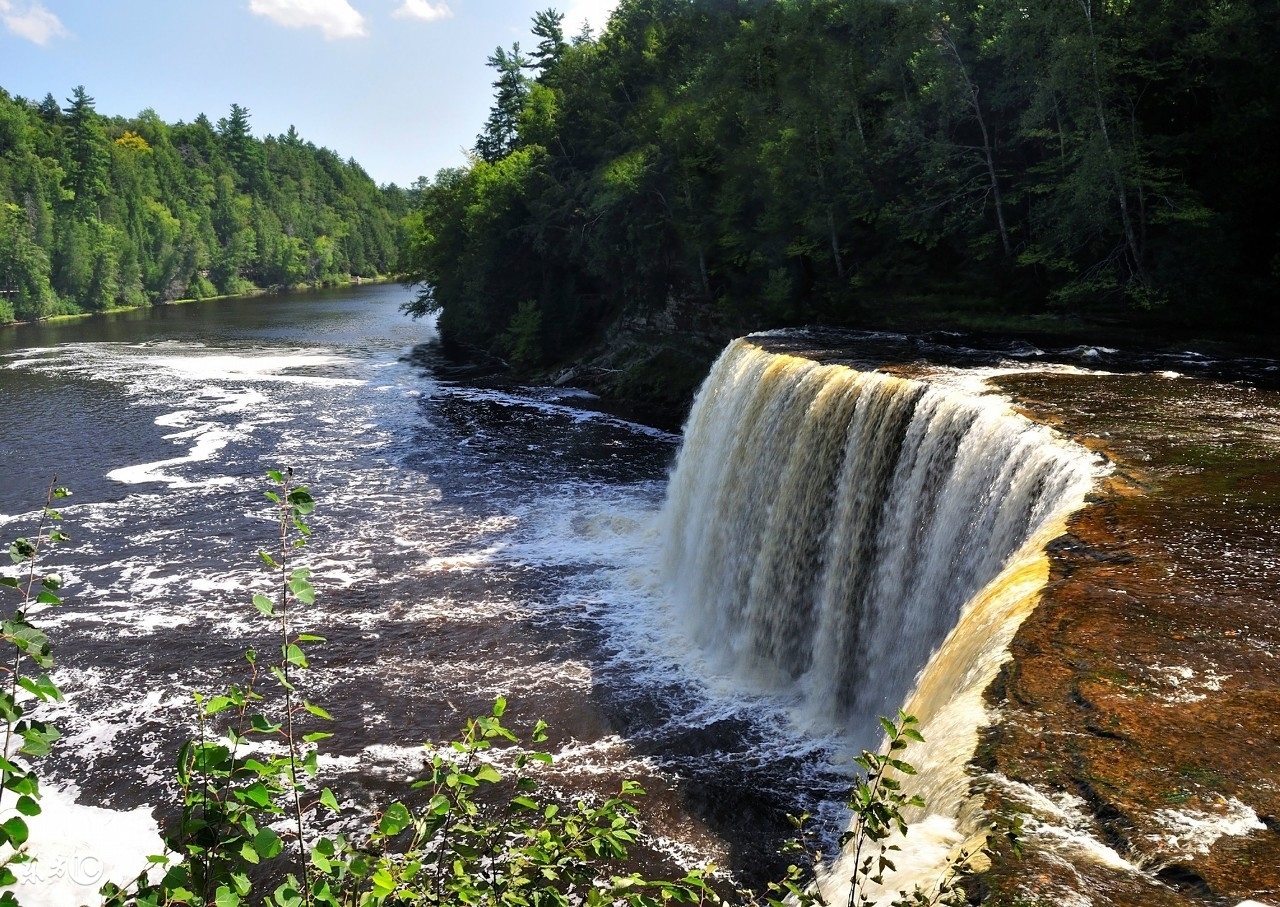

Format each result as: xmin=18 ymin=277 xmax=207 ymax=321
xmin=7 ymin=291 xmax=1280 ymax=907
xmin=0 ymin=286 xmax=851 ymax=895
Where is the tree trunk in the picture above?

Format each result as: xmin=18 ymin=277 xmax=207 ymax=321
xmin=1079 ymin=0 xmax=1146 ymax=283
xmin=938 ymin=27 xmax=1012 ymax=258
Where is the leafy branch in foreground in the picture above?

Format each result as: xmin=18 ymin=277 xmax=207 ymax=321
xmin=342 ymin=696 xmax=719 ymax=907
xmin=841 ymin=713 xmax=992 ymax=907
xmin=107 ymin=468 xmax=331 ymax=907
xmin=0 ymin=479 xmax=70 ymax=902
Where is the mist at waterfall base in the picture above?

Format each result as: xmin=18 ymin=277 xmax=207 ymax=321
xmin=0 ymin=287 xmax=855 ymax=901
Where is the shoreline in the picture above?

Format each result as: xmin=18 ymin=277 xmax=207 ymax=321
xmin=0 ymin=275 xmax=398 ymax=330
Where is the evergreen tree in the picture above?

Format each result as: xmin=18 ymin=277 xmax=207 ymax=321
xmin=62 ymin=85 xmax=109 ymax=212
xmin=530 ymin=9 xmax=568 ymax=75
xmin=475 ymin=44 xmax=532 ymax=163
xmin=0 ymin=84 xmax=407 ymax=321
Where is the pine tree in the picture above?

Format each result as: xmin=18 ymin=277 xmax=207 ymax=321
xmin=475 ymin=44 xmax=532 ymax=163
xmin=62 ymin=85 xmax=109 ymax=213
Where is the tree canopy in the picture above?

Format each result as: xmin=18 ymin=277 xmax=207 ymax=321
xmin=400 ymin=0 xmax=1280 ymax=368
xmin=0 ymin=85 xmax=409 ymax=323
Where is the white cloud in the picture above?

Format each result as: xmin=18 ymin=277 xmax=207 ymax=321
xmin=393 ymin=0 xmax=452 ymax=22
xmin=563 ymin=0 xmax=618 ymax=37
xmin=0 ymin=0 xmax=69 ymax=45
xmin=248 ymin=0 xmax=367 ymax=40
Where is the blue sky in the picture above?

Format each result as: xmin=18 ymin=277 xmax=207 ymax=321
xmin=0 ymin=0 xmax=618 ymax=187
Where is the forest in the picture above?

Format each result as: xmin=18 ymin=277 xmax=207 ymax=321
xmin=0 ymin=86 xmax=409 ymax=324
xmin=400 ymin=0 xmax=1280 ymax=369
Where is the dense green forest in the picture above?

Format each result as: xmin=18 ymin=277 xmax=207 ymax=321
xmin=0 ymin=86 xmax=409 ymax=323
xmin=401 ymin=0 xmax=1280 ymax=368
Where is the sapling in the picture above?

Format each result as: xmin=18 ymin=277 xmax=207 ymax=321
xmin=0 ymin=478 xmax=70 ymax=903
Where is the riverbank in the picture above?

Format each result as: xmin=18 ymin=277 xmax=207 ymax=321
xmin=0 ymin=275 xmax=396 ymax=330
xmin=510 ymin=293 xmax=1280 ymax=429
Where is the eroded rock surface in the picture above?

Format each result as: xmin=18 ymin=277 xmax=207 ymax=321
xmin=980 ymin=372 xmax=1280 ymax=906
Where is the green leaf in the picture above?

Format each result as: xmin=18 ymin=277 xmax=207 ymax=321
xmin=9 ymin=538 xmax=35 ymax=563
xmin=286 ymin=489 xmax=315 ymax=515
xmin=288 ymin=571 xmax=315 ymax=605
xmin=204 ymin=695 xmax=236 ymax=715
xmin=319 ymin=788 xmax=340 ymax=813
xmin=1 ymin=816 xmax=29 ymax=847
xmin=370 ymin=868 xmax=397 ymax=898
xmin=15 ymin=795 xmax=40 ymax=817
xmin=474 ymin=763 xmax=502 ymax=784
xmin=0 ymin=577 xmax=18 ymax=588
xmin=16 ymin=673 xmax=63 ymax=703
xmin=270 ymin=666 xmax=295 ymax=691
xmin=250 ymin=714 xmax=281 ymax=734
xmin=215 ymin=886 xmax=242 ymax=907
xmin=253 ymin=827 xmax=283 ymax=859
xmin=303 ymin=701 xmax=333 ymax=720
xmin=378 ymin=801 xmax=413 ymax=836
xmin=19 ymin=721 xmax=60 ymax=758
xmin=253 ymin=594 xmax=275 ymax=617
xmin=283 ymin=644 xmax=308 ymax=668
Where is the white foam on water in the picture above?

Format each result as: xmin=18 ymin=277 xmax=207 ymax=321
xmin=1 ymin=786 xmax=165 ymax=906
xmin=443 ymin=384 xmax=680 ymax=441
xmin=1147 ymin=798 xmax=1265 ymax=864
xmin=107 ymin=424 xmax=239 ymax=487
xmin=137 ymin=352 xmax=363 ymax=388
xmin=992 ymin=777 xmax=1138 ymax=873
xmin=1147 ymin=662 xmax=1231 ymax=706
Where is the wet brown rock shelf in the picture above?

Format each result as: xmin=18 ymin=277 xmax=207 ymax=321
xmin=978 ymin=372 xmax=1280 ymax=906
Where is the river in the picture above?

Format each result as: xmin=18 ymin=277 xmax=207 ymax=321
xmin=0 ymin=285 xmax=849 ymax=901
xmin=5 ymin=288 xmax=1279 ymax=907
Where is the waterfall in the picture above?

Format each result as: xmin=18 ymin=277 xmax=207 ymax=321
xmin=658 ymin=338 xmax=1099 ymax=900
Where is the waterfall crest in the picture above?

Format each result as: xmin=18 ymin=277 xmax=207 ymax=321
xmin=658 ymin=338 xmax=1099 ymax=898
